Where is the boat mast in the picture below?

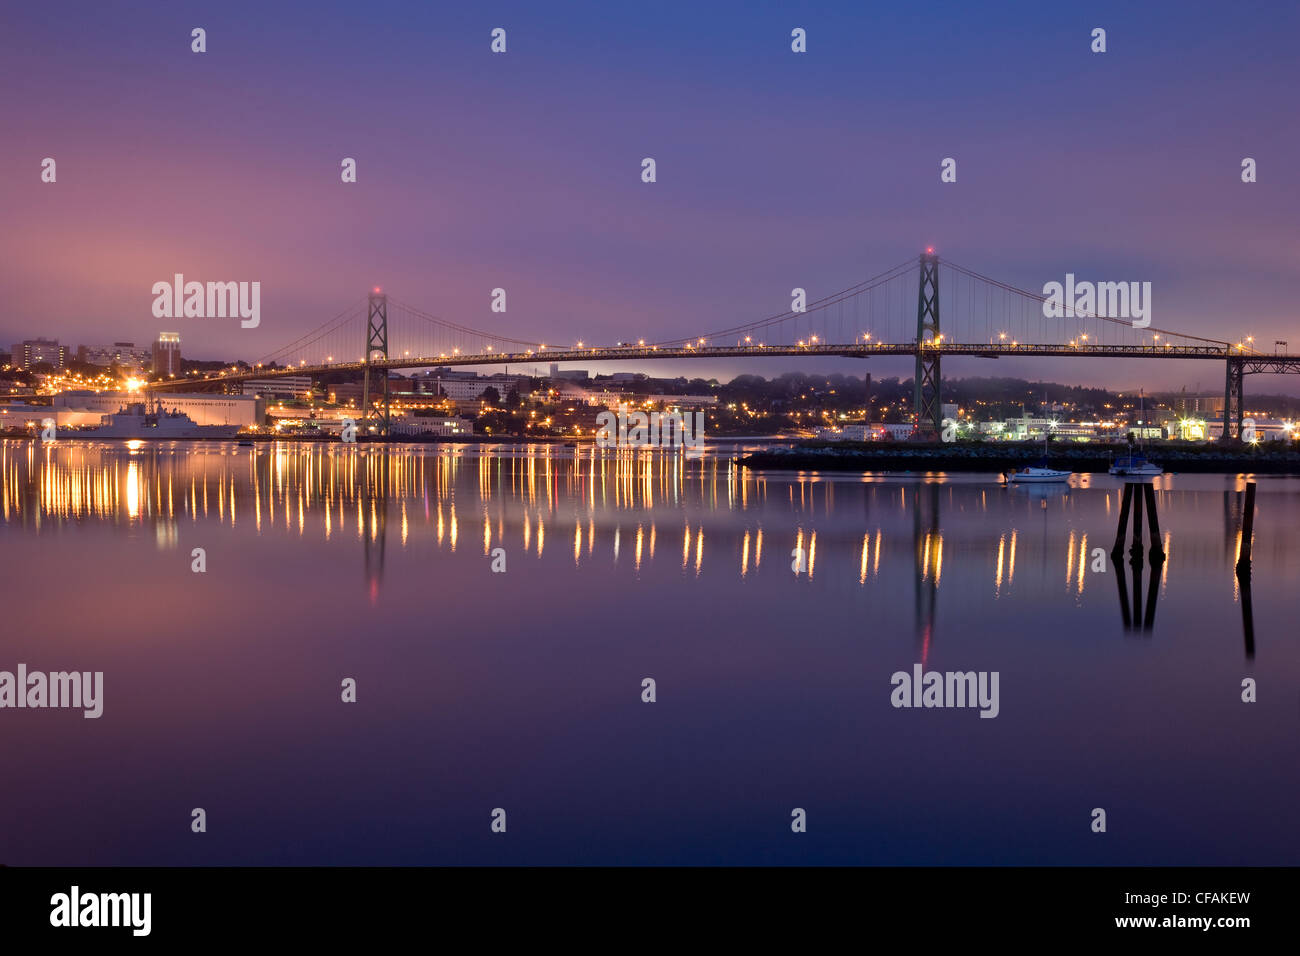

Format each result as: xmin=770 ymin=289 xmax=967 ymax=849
xmin=1138 ymin=389 xmax=1145 ymax=454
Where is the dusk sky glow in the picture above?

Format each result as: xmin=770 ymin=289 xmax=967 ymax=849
xmin=3 ymin=0 xmax=1297 ymax=389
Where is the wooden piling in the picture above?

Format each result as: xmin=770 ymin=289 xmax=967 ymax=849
xmin=1236 ymin=481 xmax=1256 ymax=577
xmin=1130 ymin=481 xmax=1145 ymax=561
xmin=1240 ymin=576 xmax=1256 ymax=659
xmin=1112 ymin=484 xmax=1133 ymax=560
xmin=1144 ymin=483 xmax=1164 ymax=561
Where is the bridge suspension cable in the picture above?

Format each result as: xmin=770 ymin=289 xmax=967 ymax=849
xmin=648 ymin=256 xmax=918 ymax=348
xmin=253 ymin=297 xmax=368 ymax=368
xmin=942 ymin=259 xmax=1232 ymax=348
xmin=388 ymin=298 xmax=543 ymax=350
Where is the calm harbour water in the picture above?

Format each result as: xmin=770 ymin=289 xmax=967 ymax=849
xmin=1 ymin=439 xmax=1297 ymax=865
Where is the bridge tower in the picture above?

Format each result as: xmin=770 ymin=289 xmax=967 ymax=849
xmin=1221 ymin=357 xmax=1244 ymax=443
xmin=362 ymin=291 xmax=390 ymax=437
xmin=913 ymin=251 xmax=942 ymax=435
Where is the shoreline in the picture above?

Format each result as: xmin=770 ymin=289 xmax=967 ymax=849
xmin=738 ymin=441 xmax=1300 ymax=475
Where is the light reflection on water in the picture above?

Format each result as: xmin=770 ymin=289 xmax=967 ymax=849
xmin=1 ymin=439 xmax=1297 ymax=865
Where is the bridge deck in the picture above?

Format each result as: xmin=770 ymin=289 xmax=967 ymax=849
xmin=148 ymin=342 xmax=1300 ymax=390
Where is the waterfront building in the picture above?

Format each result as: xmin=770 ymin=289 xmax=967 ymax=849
xmin=243 ymin=375 xmax=313 ymax=399
xmin=813 ymin=424 xmax=876 ymax=441
xmin=389 ymin=417 xmax=476 ymax=437
xmin=410 ymin=370 xmax=530 ymax=401
xmin=881 ymin=423 xmax=917 ymax=440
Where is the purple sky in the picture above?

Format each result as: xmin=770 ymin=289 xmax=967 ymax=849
xmin=2 ymin=0 xmax=1297 ymax=391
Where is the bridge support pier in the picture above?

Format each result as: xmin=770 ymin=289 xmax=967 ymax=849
xmin=913 ymin=252 xmax=942 ymax=436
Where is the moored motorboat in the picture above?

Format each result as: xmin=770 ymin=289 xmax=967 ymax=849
xmin=1108 ymin=455 xmax=1163 ymax=478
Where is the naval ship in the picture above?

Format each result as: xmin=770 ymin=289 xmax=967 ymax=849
xmin=82 ymin=401 xmax=241 ymax=439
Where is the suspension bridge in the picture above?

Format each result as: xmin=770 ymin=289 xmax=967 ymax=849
xmin=148 ymin=251 xmax=1300 ymax=442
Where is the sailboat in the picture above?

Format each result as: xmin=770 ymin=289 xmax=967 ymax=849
xmin=1109 ymin=389 xmax=1163 ymax=478
xmin=1008 ymin=463 xmax=1072 ymax=483
xmin=1008 ymin=414 xmax=1072 ymax=483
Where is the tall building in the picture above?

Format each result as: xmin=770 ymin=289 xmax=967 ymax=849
xmin=1192 ymin=396 xmax=1225 ymax=416
xmin=153 ymin=332 xmax=182 ymax=376
xmin=9 ymin=338 xmax=67 ymax=370
xmin=77 ymin=341 xmax=153 ymax=368
xmin=548 ymin=363 xmax=589 ymax=381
